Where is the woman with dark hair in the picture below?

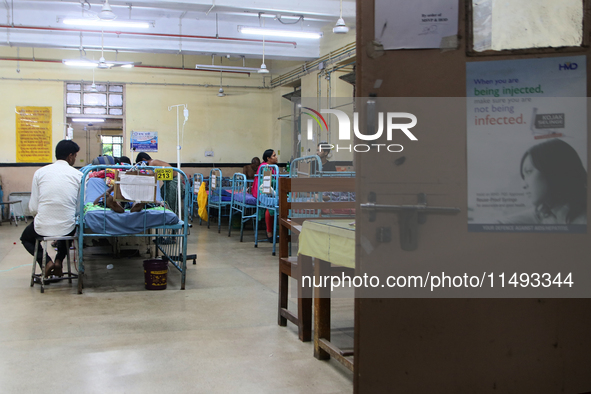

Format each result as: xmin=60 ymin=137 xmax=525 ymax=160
xmin=253 ymin=149 xmax=278 ymax=242
xmin=252 ymin=149 xmax=277 ymax=197
xmin=504 ymin=138 xmax=587 ymax=224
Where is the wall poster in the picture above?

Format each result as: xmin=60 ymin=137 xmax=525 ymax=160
xmin=15 ymin=106 xmax=52 ymax=163
xmin=375 ymin=0 xmax=459 ymax=49
xmin=467 ymin=56 xmax=587 ymax=233
xmin=130 ymin=131 xmax=158 ymax=152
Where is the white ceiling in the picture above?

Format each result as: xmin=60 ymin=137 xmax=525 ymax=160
xmin=1 ymin=0 xmax=356 ymax=61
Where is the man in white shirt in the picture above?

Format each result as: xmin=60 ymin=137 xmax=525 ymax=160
xmin=20 ymin=140 xmax=82 ymax=278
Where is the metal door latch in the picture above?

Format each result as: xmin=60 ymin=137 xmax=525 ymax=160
xmin=361 ymin=193 xmax=460 ymax=251
xmin=376 ymin=227 xmax=392 ymax=243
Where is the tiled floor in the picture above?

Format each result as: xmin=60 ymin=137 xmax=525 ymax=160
xmin=0 ymin=220 xmax=353 ymax=393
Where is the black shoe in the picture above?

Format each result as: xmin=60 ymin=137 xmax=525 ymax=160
xmin=33 ymin=276 xmax=50 ymax=285
xmin=34 ymin=275 xmax=63 ymax=284
xmin=267 ymin=236 xmax=280 ymax=243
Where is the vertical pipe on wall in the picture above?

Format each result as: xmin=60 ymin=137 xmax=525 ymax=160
xmin=317 ymin=71 xmax=322 ymax=144
xmin=326 ymin=61 xmax=356 ymax=146
xmin=327 ymin=72 xmax=331 ymax=145
xmin=178 ymin=10 xmax=187 ymax=54
xmin=292 ymin=98 xmax=299 ymax=159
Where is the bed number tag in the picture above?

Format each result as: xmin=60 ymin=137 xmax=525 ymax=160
xmin=262 ymin=169 xmax=272 ymax=194
xmin=155 ymin=168 xmax=173 ymax=181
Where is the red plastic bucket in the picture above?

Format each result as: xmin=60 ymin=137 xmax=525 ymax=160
xmin=143 ymin=259 xmax=168 ymax=290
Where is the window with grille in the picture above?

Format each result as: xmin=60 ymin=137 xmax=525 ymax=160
xmin=65 ymin=82 xmax=124 ymax=115
xmin=101 ymin=135 xmax=123 ymax=157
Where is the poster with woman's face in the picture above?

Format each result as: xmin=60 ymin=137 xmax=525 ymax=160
xmin=467 ymin=56 xmax=587 ymax=233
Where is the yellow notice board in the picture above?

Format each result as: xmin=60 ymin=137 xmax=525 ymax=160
xmin=16 ymin=106 xmax=52 ymax=163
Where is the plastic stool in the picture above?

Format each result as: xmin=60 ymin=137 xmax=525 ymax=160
xmin=30 ymin=235 xmax=78 ymax=293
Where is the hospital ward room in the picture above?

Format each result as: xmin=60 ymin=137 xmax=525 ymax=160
xmin=2 ymin=1 xmax=591 ymax=393
xmin=0 ymin=1 xmax=356 ymax=392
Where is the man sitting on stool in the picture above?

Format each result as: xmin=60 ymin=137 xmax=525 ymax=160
xmin=20 ymin=140 xmax=82 ymax=278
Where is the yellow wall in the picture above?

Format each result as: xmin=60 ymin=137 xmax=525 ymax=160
xmin=320 ymin=25 xmax=356 ymax=56
xmin=0 ymin=77 xmax=64 ymax=163
xmin=0 ymin=39 xmax=354 ymax=198
xmin=0 ymin=48 xmax=280 ymax=165
xmin=125 ymin=83 xmax=274 ymax=164
xmin=0 ymin=48 xmax=283 ymax=197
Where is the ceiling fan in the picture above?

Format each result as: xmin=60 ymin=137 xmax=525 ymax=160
xmin=90 ymin=67 xmax=98 ymax=92
xmin=62 ymin=0 xmax=151 ymax=28
xmin=74 ymin=0 xmax=117 ymax=21
xmin=215 ymin=71 xmax=248 ymax=97
xmin=217 ymin=71 xmax=226 ymax=97
xmin=62 ymin=29 xmax=141 ymax=69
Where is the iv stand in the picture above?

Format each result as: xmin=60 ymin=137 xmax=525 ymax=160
xmin=168 ymin=104 xmax=188 ymax=219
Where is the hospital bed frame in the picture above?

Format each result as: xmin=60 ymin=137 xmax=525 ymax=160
xmin=76 ymin=164 xmax=190 ymax=294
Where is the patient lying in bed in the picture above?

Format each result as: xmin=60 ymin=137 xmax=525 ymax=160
xmin=83 ymin=177 xmax=180 ymax=235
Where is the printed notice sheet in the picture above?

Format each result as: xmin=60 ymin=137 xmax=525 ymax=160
xmin=131 ymin=131 xmax=158 ymax=152
xmin=375 ymin=0 xmax=458 ymax=49
xmin=16 ymin=106 xmax=52 ymax=163
xmin=119 ymin=173 xmax=157 ymax=202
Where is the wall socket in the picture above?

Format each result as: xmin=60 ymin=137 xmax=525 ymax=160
xmin=204 ymin=151 xmax=214 ymax=157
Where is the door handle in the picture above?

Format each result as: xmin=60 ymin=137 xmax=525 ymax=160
xmin=360 ymin=193 xmax=460 ymax=251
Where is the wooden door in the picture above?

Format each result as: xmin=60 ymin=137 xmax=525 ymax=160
xmin=353 ymin=0 xmax=591 ymax=392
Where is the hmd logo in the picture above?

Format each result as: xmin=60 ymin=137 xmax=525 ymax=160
xmin=559 ymin=62 xmax=578 ymax=71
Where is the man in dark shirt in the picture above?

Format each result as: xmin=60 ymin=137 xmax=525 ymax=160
xmin=317 ymin=142 xmax=337 ymax=172
xmin=243 ymin=157 xmax=260 ymax=180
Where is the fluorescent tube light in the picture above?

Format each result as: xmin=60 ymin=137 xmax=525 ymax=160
xmin=72 ymin=118 xmax=105 ymax=123
xmin=238 ymin=26 xmax=322 ymax=39
xmin=196 ymin=64 xmax=260 ymax=72
xmin=121 ymin=64 xmax=134 ymax=68
xmin=63 ymin=60 xmax=98 ymax=67
xmin=62 ymin=18 xmax=151 ymax=29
